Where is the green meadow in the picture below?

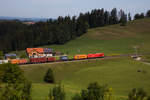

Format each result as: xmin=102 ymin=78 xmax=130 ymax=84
xmin=18 ymin=18 xmax=150 ymax=100
xmin=21 ymin=57 xmax=150 ymax=100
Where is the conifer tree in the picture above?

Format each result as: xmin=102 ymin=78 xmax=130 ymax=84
xmin=44 ymin=68 xmax=55 ymax=83
xmin=146 ymin=10 xmax=150 ymax=17
xmin=128 ymin=13 xmax=132 ymax=21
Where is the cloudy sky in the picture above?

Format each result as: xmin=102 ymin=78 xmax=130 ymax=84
xmin=0 ymin=0 xmax=149 ymax=18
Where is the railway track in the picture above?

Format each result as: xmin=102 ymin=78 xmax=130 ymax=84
xmin=20 ymin=53 xmax=148 ymax=66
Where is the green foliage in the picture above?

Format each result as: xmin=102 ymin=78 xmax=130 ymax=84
xmin=105 ymin=88 xmax=114 ymax=100
xmin=72 ymin=93 xmax=82 ymax=100
xmin=0 ymin=81 xmax=32 ymax=100
xmin=109 ymin=8 xmax=119 ymax=25
xmin=0 ymin=51 xmax=3 ymax=59
xmin=0 ymin=65 xmax=4 ymax=82
xmin=0 ymin=63 xmax=25 ymax=83
xmin=48 ymin=90 xmax=54 ymax=100
xmin=128 ymin=88 xmax=147 ymax=100
xmin=20 ymin=53 xmax=27 ymax=58
xmin=147 ymin=96 xmax=150 ymax=100
xmin=134 ymin=13 xmax=145 ymax=20
xmin=0 ymin=83 xmax=22 ymax=100
xmin=21 ymin=80 xmax=32 ymax=100
xmin=146 ymin=10 xmax=150 ymax=17
xmin=0 ymin=63 xmax=32 ymax=100
xmin=0 ymin=15 xmax=87 ymax=52
xmin=44 ymin=68 xmax=55 ymax=83
xmin=128 ymin=13 xmax=132 ymax=21
xmin=72 ymin=82 xmax=108 ymax=100
xmin=48 ymin=85 xmax=65 ymax=100
xmin=119 ymin=10 xmax=127 ymax=26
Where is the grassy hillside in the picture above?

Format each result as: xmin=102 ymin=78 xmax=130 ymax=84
xmin=21 ymin=57 xmax=150 ymax=100
xmin=13 ymin=18 xmax=150 ymax=59
xmin=18 ymin=18 xmax=150 ymax=100
xmin=46 ymin=18 xmax=150 ymax=55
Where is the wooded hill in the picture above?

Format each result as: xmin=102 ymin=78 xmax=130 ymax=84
xmin=0 ymin=8 xmax=150 ymax=53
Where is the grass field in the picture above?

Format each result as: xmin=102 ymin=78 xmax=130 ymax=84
xmin=21 ymin=57 xmax=150 ymax=100
xmin=18 ymin=18 xmax=150 ymax=100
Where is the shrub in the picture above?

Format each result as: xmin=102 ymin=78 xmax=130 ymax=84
xmin=72 ymin=82 xmax=108 ymax=100
xmin=44 ymin=68 xmax=55 ymax=83
xmin=48 ymin=85 xmax=65 ymax=100
xmin=0 ymin=63 xmax=32 ymax=100
xmin=0 ymin=63 xmax=25 ymax=83
xmin=128 ymin=88 xmax=147 ymax=100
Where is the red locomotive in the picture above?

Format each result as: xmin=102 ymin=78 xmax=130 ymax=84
xmin=87 ymin=53 xmax=104 ymax=58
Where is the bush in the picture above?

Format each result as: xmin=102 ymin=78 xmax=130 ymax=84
xmin=0 ymin=51 xmax=3 ymax=60
xmin=0 ymin=63 xmax=32 ymax=100
xmin=44 ymin=68 xmax=55 ymax=83
xmin=0 ymin=63 xmax=25 ymax=83
xmin=128 ymin=88 xmax=147 ymax=100
xmin=72 ymin=93 xmax=82 ymax=100
xmin=147 ymin=96 xmax=150 ymax=100
xmin=20 ymin=53 xmax=27 ymax=58
xmin=72 ymin=82 xmax=108 ymax=100
xmin=48 ymin=84 xmax=65 ymax=100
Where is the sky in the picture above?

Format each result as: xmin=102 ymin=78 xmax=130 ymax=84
xmin=0 ymin=0 xmax=150 ymax=18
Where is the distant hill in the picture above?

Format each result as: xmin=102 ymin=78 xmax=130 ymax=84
xmin=0 ymin=16 xmax=49 ymax=22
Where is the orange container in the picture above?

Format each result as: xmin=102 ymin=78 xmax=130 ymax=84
xmin=74 ymin=54 xmax=87 ymax=60
xmin=19 ymin=59 xmax=27 ymax=64
xmin=10 ymin=59 xmax=19 ymax=64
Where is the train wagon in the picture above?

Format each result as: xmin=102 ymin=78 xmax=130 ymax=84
xmin=30 ymin=57 xmax=47 ymax=63
xmin=19 ymin=59 xmax=28 ymax=64
xmin=74 ymin=54 xmax=87 ymax=60
xmin=3 ymin=60 xmax=9 ymax=63
xmin=47 ymin=57 xmax=55 ymax=62
xmin=60 ymin=56 xmax=68 ymax=61
xmin=10 ymin=59 xmax=19 ymax=64
xmin=87 ymin=53 xmax=104 ymax=58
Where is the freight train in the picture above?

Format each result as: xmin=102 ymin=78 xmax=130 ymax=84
xmin=0 ymin=48 xmax=104 ymax=65
xmin=9 ymin=53 xmax=104 ymax=65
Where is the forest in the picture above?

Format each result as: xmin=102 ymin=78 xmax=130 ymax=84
xmin=0 ymin=8 xmax=150 ymax=52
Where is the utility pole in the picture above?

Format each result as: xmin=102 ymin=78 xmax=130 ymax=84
xmin=133 ymin=46 xmax=139 ymax=57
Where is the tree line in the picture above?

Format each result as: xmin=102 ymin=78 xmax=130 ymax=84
xmin=134 ymin=10 xmax=150 ymax=20
xmin=0 ymin=8 xmax=150 ymax=53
